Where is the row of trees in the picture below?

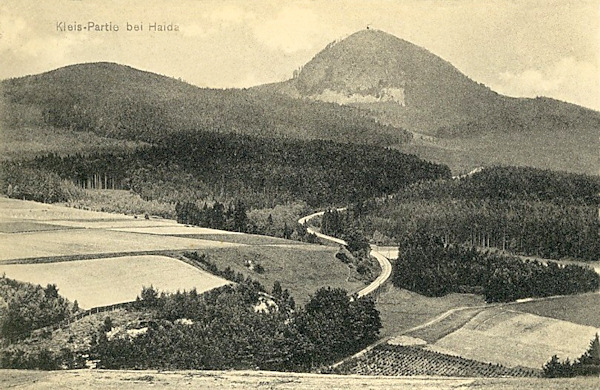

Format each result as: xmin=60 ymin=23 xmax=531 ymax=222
xmin=0 ymin=165 xmax=83 ymax=204
xmin=543 ymin=334 xmax=600 ymax=377
xmin=393 ymin=230 xmax=600 ymax=303
xmin=176 ymin=200 xmax=249 ymax=232
xmin=92 ymin=283 xmax=381 ymax=371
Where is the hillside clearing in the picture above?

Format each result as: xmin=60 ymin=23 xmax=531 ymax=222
xmin=375 ymin=285 xmax=485 ymax=338
xmin=508 ymin=293 xmax=600 ymax=328
xmin=198 ymin=245 xmax=365 ymax=305
xmin=0 ymin=255 xmax=230 ymax=308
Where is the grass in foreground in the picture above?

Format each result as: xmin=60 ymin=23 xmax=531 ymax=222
xmin=4 ymin=369 xmax=600 ymax=389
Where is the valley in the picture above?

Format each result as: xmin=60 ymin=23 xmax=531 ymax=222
xmin=1 ymin=18 xmax=599 ymax=387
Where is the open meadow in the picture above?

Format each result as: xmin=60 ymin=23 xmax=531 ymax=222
xmin=508 ymin=293 xmax=600 ymax=328
xmin=0 ymin=229 xmax=243 ymax=262
xmin=375 ymin=285 xmax=485 ymax=338
xmin=0 ymin=255 xmax=230 ymax=308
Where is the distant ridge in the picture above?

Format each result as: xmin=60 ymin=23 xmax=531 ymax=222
xmin=1 ymin=61 xmax=410 ymax=147
xmin=2 ymin=29 xmax=599 ymax=175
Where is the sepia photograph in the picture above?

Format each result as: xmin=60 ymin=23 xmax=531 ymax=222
xmin=0 ymin=0 xmax=599 ymax=388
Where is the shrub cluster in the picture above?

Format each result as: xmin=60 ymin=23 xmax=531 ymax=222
xmin=0 ymin=276 xmax=77 ymax=340
xmin=92 ymin=283 xmax=381 ymax=371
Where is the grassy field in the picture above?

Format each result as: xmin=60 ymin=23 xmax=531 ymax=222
xmin=173 ymin=233 xmax=308 ymax=246
xmin=375 ymin=285 xmax=485 ymax=338
xmin=0 ymin=221 xmax=76 ymax=233
xmin=0 ymin=255 xmax=230 ymax=308
xmin=405 ymin=308 xmax=485 ymax=343
xmin=0 ymin=197 xmax=135 ymax=222
xmin=507 ymin=293 xmax=600 ymax=328
xmin=398 ymin=127 xmax=599 ymax=176
xmin=198 ymin=245 xmax=365 ymax=305
xmin=426 ymin=308 xmax=600 ymax=369
xmin=0 ymin=229 xmax=242 ymax=262
xmin=3 ymin=369 xmax=600 ymax=389
xmin=107 ymin=225 xmax=239 ymax=235
xmin=0 ymin=198 xmax=362 ymax=306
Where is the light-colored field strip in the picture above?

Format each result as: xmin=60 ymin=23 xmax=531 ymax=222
xmin=426 ymin=308 xmax=600 ymax=369
xmin=0 ymin=229 xmax=243 ymax=262
xmin=0 ymin=198 xmax=132 ymax=222
xmin=42 ymin=219 xmax=180 ymax=229
xmin=108 ymin=226 xmax=243 ymax=235
xmin=0 ymin=255 xmax=230 ymax=308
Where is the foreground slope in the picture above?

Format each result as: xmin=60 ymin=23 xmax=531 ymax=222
xmin=3 ymin=369 xmax=600 ymax=389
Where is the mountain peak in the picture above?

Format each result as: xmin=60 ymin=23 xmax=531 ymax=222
xmin=289 ymin=28 xmax=494 ymax=113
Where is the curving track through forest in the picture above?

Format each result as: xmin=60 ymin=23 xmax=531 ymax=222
xmin=298 ymin=209 xmax=392 ymax=298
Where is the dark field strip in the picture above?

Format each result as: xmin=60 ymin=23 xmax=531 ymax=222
xmin=507 ymin=293 xmax=600 ymax=328
xmin=406 ymin=308 xmax=485 ymax=343
xmin=0 ymin=250 xmax=183 ymax=265
xmin=0 ymin=221 xmax=77 ymax=233
xmin=334 ymin=344 xmax=539 ymax=377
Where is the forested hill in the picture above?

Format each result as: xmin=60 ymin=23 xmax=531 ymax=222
xmin=263 ymin=29 xmax=600 ymax=138
xmin=259 ymin=29 xmax=600 ymax=175
xmin=1 ymin=62 xmax=410 ymax=149
xmin=354 ymin=166 xmax=600 ymax=261
xmin=3 ymin=131 xmax=450 ymax=209
xmin=398 ymin=166 xmax=600 ymax=206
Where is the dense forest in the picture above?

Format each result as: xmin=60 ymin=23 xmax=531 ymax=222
xmin=393 ymin=230 xmax=599 ymax=302
xmin=92 ymin=282 xmax=381 ymax=371
xmin=352 ymin=166 xmax=600 ymax=261
xmin=0 ymin=131 xmax=449 ymax=211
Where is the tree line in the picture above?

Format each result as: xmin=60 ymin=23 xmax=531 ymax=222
xmin=543 ymin=334 xmax=600 ymax=377
xmin=393 ymin=230 xmax=599 ymax=303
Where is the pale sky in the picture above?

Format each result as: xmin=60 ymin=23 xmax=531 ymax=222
xmin=1 ymin=0 xmax=599 ymax=110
